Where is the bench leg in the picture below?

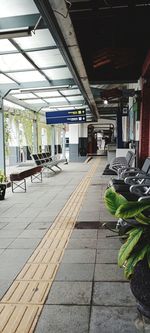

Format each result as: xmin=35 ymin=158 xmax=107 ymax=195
xmin=31 ymin=172 xmax=42 ymax=183
xmin=44 ymin=166 xmax=56 ymax=173
xmin=12 ymin=179 xmax=26 ymax=193
xmin=55 ymin=165 xmax=62 ymax=171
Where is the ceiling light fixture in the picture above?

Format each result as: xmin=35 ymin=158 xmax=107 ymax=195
xmin=19 ymin=86 xmax=71 ymax=93
xmin=0 ymin=27 xmax=32 ymax=39
xmin=104 ymin=99 xmax=108 ymax=105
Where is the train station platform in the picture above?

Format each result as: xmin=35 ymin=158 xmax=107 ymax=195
xmin=0 ymin=157 xmax=149 ymax=333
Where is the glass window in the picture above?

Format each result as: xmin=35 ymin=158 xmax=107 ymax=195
xmin=67 ymin=95 xmax=84 ymax=102
xmin=0 ymin=53 xmax=34 ymax=71
xmin=0 ymin=40 xmax=17 ymax=52
xmin=45 ymin=97 xmax=68 ymax=104
xmin=0 ymin=74 xmax=14 ymax=83
xmin=12 ymin=93 xmax=36 ymax=99
xmin=25 ymin=99 xmax=46 ymax=104
xmin=28 ymin=49 xmax=66 ymax=67
xmin=44 ymin=68 xmax=73 ymax=80
xmin=36 ymin=91 xmax=61 ymax=97
xmin=15 ymin=29 xmax=56 ymax=49
xmin=62 ymin=88 xmax=81 ymax=96
xmin=7 ymin=70 xmax=46 ymax=82
xmin=0 ymin=0 xmax=38 ymax=17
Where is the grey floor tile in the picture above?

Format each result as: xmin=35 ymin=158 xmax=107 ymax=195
xmin=97 ymin=238 xmax=121 ymax=249
xmin=98 ymin=230 xmax=116 ymax=238
xmin=0 ymin=249 xmax=33 ymax=279
xmin=67 ymin=238 xmax=97 ymax=249
xmin=0 ymin=223 xmax=9 ymax=229
xmin=62 ymin=249 xmax=96 ymax=263
xmin=94 ymin=264 xmax=126 ymax=281
xmin=0 ymin=230 xmax=23 ymax=238
xmin=71 ymin=230 xmax=98 ymax=239
xmin=46 ymin=281 xmax=92 ymax=304
xmin=93 ymin=282 xmax=135 ymax=306
xmin=8 ymin=238 xmax=41 ymax=249
xmin=0 ymin=238 xmax=14 ymax=248
xmin=35 ymin=305 xmax=90 ymax=333
xmin=0 ymin=279 xmax=13 ymax=299
xmin=96 ymin=249 xmax=118 ymax=263
xmin=3 ymin=222 xmax=31 ymax=230
xmin=26 ymin=222 xmax=52 ymax=230
xmin=55 ymin=263 xmax=95 ymax=281
xmin=18 ymin=229 xmax=46 ymax=238
xmin=77 ymin=211 xmax=100 ymax=222
xmin=89 ymin=306 xmax=139 ymax=333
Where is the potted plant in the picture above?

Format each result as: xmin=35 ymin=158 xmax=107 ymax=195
xmin=0 ymin=170 xmax=9 ymax=200
xmin=104 ymin=186 xmax=150 ymax=318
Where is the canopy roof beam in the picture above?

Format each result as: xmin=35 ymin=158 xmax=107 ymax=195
xmin=34 ymin=0 xmax=98 ymax=120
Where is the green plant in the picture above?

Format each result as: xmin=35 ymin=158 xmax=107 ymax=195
xmin=104 ymin=186 xmax=150 ymax=279
xmin=0 ymin=170 xmax=7 ymax=183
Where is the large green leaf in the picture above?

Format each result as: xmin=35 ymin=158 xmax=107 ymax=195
xmin=147 ymin=246 xmax=150 ymax=268
xmin=124 ymin=244 xmax=149 ymax=279
xmin=118 ymin=227 xmax=143 ymax=267
xmin=115 ymin=201 xmax=150 ymax=219
xmin=104 ymin=187 xmax=127 ymax=216
xmin=135 ymin=213 xmax=150 ymax=225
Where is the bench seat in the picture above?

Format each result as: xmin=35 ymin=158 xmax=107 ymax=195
xmin=10 ymin=166 xmax=43 ymax=192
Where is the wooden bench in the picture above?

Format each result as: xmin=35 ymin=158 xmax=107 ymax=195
xmin=10 ymin=166 xmax=43 ymax=192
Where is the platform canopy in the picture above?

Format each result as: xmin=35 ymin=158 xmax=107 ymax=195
xmin=0 ymin=0 xmax=98 ymax=120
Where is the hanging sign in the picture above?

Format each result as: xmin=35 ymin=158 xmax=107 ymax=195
xmin=46 ymin=109 xmax=86 ymax=124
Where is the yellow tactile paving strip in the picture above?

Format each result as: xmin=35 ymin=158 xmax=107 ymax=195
xmin=0 ymin=159 xmax=99 ymax=333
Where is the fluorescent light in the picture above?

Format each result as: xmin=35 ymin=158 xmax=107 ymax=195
xmin=0 ymin=27 xmax=32 ymax=39
xmin=19 ymin=86 xmax=70 ymax=93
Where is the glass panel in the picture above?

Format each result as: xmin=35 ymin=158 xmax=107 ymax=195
xmin=45 ymin=97 xmax=68 ymax=104
xmin=55 ymin=106 xmax=76 ymax=110
xmin=0 ymin=40 xmax=17 ymax=52
xmin=15 ymin=29 xmax=56 ymax=49
xmin=44 ymin=68 xmax=73 ymax=80
xmin=25 ymin=99 xmax=46 ymax=104
xmin=12 ymin=93 xmax=36 ymax=99
xmin=0 ymin=53 xmax=34 ymax=71
xmin=36 ymin=91 xmax=61 ymax=97
xmin=7 ymin=70 xmax=46 ymax=82
xmin=67 ymin=96 xmax=84 ymax=102
xmin=28 ymin=49 xmax=66 ymax=67
xmin=62 ymin=89 xmax=81 ymax=96
xmin=0 ymin=74 xmax=14 ymax=83
xmin=3 ymin=100 xmax=25 ymax=110
xmin=0 ymin=0 xmax=38 ymax=17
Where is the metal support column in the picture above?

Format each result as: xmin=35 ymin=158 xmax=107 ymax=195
xmin=62 ymin=126 xmax=66 ymax=159
xmin=116 ymin=103 xmax=123 ymax=148
xmin=33 ymin=113 xmax=38 ymax=154
xmin=51 ymin=125 xmax=55 ymax=157
xmin=0 ymin=98 xmax=6 ymax=173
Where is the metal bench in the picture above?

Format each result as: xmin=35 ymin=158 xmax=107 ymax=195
xmin=31 ymin=154 xmax=67 ymax=173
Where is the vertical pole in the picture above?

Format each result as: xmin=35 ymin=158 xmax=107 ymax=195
xmin=62 ymin=126 xmax=66 ymax=159
xmin=33 ymin=112 xmax=38 ymax=154
xmin=116 ymin=102 xmax=123 ymax=148
xmin=0 ymin=98 xmax=6 ymax=174
xmin=51 ymin=125 xmax=55 ymax=157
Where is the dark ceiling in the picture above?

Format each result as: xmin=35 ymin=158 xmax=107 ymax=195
xmin=69 ymin=0 xmax=150 ymax=84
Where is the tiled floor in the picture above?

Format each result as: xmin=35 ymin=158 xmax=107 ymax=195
xmin=0 ymin=157 xmax=148 ymax=332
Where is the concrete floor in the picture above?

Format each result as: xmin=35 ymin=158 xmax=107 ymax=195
xmin=0 ymin=157 xmax=149 ymax=332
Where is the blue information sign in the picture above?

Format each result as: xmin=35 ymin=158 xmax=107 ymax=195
xmin=46 ymin=108 xmax=86 ymax=124
xmin=46 ymin=115 xmax=86 ymax=124
xmin=46 ymin=109 xmax=86 ymax=118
